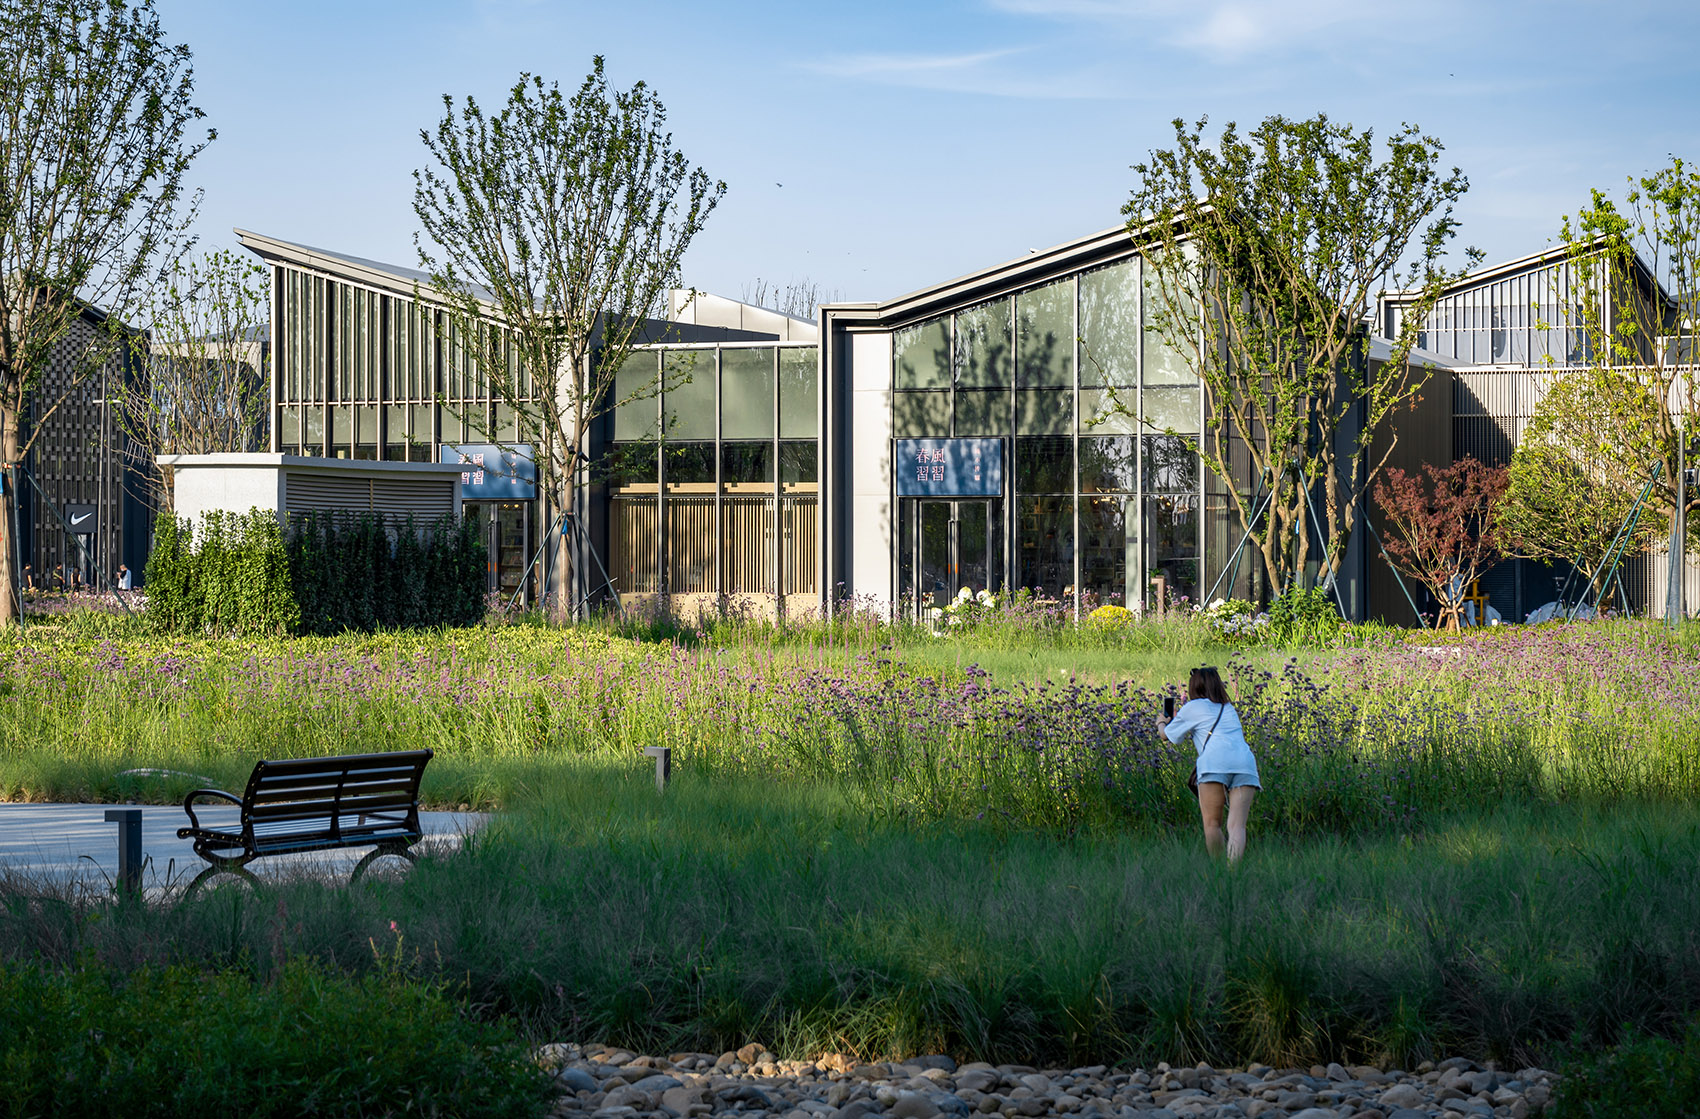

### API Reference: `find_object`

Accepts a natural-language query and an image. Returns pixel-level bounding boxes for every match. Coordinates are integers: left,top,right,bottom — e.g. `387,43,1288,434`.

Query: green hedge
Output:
0,958,551,1117
143,507,487,635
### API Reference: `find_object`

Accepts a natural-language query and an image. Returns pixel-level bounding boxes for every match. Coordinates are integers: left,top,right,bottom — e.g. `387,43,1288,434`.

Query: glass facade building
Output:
1378,246,1665,468
1376,245,1687,621
821,229,1267,621
238,230,819,610
239,224,1472,623
880,258,1205,614
257,242,554,599
602,342,820,610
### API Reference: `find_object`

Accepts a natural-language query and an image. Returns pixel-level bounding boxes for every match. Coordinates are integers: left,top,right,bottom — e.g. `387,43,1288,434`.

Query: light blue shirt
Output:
1163,698,1259,780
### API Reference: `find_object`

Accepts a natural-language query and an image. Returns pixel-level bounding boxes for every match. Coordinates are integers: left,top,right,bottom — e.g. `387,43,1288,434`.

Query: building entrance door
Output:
901,498,1001,617
464,501,533,603
495,502,530,602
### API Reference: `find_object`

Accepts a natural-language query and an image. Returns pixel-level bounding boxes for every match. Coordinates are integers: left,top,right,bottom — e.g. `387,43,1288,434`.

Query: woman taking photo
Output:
1157,666,1260,861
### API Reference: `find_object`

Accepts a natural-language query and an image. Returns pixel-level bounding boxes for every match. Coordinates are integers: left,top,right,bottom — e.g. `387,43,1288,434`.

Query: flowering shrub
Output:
942,587,1006,629
1087,604,1136,626
1199,598,1267,641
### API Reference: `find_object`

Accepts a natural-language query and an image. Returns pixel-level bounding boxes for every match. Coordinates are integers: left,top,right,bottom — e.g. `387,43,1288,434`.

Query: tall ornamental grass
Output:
1,622,1697,838
6,768,1700,1072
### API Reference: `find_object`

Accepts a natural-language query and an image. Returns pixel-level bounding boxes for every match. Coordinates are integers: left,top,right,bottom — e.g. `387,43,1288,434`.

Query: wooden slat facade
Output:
667,497,717,594
609,493,819,600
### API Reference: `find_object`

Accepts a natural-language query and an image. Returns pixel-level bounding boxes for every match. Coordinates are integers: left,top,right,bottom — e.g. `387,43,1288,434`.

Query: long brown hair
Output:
1188,666,1231,704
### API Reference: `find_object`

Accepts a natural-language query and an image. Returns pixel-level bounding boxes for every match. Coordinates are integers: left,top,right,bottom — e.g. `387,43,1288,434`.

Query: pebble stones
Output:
531,1043,1560,1119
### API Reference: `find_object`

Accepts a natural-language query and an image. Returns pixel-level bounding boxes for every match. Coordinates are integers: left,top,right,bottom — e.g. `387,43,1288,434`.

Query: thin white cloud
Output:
987,0,1416,62
806,48,1120,98
811,48,1023,79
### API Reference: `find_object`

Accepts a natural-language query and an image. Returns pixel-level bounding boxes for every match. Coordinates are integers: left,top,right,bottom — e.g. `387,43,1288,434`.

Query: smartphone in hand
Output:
1163,696,1175,719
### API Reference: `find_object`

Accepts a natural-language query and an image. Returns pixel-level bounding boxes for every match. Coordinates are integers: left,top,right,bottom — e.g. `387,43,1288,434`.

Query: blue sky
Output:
158,0,1700,306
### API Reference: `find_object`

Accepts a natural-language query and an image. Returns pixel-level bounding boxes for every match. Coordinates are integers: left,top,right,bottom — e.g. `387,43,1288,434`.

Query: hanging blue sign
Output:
441,443,538,501
895,438,1004,497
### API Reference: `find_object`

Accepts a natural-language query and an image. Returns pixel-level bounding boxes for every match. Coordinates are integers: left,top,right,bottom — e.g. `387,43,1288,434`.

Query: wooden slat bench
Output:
176,749,434,897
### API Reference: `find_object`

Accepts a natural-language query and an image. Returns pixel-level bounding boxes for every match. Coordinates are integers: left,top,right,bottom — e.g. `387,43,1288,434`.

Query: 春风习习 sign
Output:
894,438,1003,498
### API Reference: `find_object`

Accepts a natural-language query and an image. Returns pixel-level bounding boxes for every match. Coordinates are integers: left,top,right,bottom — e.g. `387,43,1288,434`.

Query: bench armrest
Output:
181,788,242,832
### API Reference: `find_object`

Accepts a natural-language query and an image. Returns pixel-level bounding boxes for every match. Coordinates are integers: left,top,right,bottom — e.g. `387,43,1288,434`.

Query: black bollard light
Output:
104,808,143,897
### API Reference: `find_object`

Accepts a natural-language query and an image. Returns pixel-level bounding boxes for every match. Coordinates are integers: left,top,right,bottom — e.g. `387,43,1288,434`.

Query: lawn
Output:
3,607,1700,1097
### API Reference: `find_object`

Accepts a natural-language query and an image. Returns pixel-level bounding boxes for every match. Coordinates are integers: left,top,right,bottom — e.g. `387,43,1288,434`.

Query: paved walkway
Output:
0,803,488,893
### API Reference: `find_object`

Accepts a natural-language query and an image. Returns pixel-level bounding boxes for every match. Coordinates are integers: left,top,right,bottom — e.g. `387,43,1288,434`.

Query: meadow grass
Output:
0,956,551,1117
3,616,1698,842
5,761,1699,1071
5,610,1700,1074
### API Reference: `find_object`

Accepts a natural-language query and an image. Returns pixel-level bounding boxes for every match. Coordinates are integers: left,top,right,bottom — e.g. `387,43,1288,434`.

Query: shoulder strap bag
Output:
1187,703,1227,799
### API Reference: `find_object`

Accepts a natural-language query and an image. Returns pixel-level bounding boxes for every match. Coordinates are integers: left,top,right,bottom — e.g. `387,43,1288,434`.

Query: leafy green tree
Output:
1498,367,1666,604
1124,114,1478,597
1544,158,1700,612
0,0,211,625
121,248,270,511
413,56,723,616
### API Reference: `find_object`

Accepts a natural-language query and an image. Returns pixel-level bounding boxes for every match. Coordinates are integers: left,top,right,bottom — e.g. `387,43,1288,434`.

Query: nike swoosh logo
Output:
69,513,92,526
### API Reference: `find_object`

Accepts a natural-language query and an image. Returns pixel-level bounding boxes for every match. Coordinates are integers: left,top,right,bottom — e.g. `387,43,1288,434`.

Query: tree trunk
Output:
1322,466,1356,589
551,521,572,621
0,408,20,627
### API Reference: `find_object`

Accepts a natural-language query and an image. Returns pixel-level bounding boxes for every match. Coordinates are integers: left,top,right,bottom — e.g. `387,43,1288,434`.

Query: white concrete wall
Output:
162,454,467,533
847,331,894,610
668,290,819,342
169,462,284,530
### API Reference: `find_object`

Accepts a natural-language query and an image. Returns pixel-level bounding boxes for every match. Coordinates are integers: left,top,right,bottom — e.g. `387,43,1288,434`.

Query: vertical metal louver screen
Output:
782,497,818,595
722,499,773,594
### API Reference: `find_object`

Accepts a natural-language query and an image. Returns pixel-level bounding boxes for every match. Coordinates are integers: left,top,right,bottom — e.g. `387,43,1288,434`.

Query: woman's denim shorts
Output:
1197,772,1261,790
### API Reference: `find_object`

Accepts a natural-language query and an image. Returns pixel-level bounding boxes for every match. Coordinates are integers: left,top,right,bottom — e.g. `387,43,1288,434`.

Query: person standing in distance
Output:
1156,666,1260,861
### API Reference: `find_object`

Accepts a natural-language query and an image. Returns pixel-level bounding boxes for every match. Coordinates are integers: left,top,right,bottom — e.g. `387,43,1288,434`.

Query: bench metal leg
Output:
183,863,260,901
349,845,418,885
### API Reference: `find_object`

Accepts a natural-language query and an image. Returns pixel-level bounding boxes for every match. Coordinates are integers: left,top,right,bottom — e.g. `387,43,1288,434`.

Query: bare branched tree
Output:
739,276,842,320
0,0,210,624
120,248,270,511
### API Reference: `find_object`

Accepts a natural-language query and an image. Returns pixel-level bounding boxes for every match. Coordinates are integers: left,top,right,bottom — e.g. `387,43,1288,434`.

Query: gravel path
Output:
536,1043,1557,1119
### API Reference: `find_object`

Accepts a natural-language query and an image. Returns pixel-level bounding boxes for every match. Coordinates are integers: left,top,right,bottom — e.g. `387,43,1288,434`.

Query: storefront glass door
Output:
495,502,530,600
900,498,1001,617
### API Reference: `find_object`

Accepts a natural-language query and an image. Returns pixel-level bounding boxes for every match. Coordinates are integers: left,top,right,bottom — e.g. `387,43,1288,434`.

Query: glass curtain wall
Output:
892,255,1209,616
606,343,818,604
276,265,539,462
1411,260,1600,369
